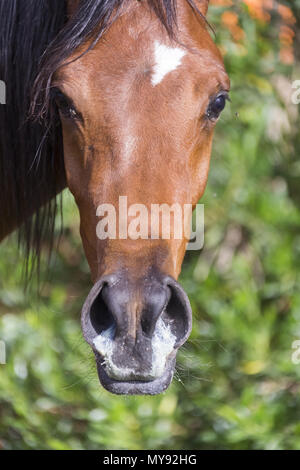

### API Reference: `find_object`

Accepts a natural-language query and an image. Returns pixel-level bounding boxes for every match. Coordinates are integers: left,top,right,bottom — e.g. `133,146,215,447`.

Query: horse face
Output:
54,0,229,394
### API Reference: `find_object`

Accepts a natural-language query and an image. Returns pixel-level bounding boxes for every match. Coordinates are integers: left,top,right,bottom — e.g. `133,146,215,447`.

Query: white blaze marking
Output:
151,41,186,86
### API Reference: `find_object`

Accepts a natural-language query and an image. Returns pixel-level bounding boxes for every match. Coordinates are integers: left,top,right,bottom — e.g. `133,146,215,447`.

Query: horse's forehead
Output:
63,2,221,81
65,38,220,91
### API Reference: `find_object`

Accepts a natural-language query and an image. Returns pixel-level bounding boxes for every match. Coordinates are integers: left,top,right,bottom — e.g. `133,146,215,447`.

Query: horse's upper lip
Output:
94,350,176,396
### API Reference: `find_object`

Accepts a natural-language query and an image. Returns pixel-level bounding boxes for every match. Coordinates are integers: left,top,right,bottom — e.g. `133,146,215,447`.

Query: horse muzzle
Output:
81,272,192,395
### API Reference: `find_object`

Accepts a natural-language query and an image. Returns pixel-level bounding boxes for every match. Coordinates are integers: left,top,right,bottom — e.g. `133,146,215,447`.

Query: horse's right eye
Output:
52,88,80,120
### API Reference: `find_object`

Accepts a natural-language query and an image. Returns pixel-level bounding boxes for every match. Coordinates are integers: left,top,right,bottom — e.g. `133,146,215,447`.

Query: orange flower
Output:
221,11,239,26
279,25,295,47
278,4,296,25
279,47,294,65
221,11,245,42
243,0,270,22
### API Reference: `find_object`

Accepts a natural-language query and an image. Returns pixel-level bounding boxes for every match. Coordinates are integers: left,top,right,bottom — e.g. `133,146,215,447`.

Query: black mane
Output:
0,0,202,276
0,0,67,275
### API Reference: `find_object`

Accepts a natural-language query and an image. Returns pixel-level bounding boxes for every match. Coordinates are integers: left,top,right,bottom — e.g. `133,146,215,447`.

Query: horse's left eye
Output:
206,93,228,120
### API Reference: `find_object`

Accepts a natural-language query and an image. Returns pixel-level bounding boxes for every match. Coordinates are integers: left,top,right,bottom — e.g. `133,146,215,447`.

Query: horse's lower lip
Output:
94,351,176,396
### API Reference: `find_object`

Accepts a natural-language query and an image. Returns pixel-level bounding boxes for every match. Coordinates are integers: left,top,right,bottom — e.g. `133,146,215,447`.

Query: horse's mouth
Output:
94,350,177,395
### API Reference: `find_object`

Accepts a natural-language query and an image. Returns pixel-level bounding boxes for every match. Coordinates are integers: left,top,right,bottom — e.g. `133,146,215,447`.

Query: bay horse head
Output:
1,0,229,395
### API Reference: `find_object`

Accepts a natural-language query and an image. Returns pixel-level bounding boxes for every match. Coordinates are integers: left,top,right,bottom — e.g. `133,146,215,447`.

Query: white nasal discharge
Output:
93,316,176,379
93,325,136,380
93,324,115,358
151,316,176,377
151,41,186,86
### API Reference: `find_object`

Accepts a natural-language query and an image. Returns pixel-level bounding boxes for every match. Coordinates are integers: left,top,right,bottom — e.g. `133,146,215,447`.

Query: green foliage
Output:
0,2,300,450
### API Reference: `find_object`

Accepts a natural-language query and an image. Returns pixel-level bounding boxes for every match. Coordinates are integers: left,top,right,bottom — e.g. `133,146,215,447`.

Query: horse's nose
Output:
99,276,169,340
81,273,192,388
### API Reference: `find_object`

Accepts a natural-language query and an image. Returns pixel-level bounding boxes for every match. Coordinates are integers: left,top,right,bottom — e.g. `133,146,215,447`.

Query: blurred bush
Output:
0,0,300,450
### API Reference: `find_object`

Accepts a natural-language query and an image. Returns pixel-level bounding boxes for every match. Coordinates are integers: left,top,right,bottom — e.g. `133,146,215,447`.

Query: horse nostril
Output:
90,285,116,337
160,278,192,349
139,277,192,347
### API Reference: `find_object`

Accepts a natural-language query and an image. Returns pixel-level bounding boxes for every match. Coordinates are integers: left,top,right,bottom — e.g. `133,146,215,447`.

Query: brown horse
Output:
0,0,229,394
